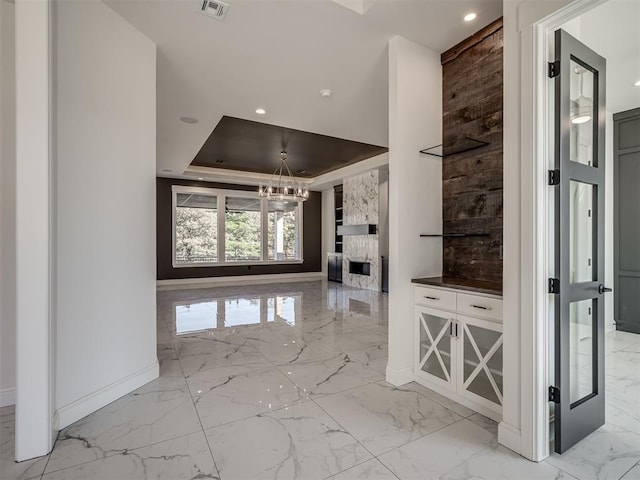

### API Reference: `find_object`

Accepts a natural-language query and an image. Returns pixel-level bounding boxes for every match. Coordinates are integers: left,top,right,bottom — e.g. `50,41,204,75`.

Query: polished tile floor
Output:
1,280,639,479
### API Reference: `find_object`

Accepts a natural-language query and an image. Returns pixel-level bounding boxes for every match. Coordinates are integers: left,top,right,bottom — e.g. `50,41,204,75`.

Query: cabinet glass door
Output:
459,316,503,408
417,308,454,385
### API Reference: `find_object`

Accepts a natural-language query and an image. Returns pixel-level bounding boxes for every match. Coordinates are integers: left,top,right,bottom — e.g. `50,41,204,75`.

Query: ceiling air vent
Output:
201,0,229,21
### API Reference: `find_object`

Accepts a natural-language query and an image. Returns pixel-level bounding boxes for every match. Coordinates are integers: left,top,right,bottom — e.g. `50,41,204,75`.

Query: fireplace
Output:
348,260,371,276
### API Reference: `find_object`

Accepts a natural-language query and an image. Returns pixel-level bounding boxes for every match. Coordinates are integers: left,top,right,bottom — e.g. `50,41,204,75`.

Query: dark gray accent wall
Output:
156,178,322,280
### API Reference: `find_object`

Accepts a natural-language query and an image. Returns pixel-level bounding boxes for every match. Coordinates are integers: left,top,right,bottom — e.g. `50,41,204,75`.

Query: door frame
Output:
520,0,609,462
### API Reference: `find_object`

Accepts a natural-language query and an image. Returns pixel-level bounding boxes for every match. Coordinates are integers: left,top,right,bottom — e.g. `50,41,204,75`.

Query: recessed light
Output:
320,89,333,98
256,108,266,115
464,12,477,22
180,116,199,124
634,80,640,87
197,177,204,181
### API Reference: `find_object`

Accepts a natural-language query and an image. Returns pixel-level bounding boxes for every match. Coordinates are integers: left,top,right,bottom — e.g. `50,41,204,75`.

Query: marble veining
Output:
205,401,372,480
2,281,638,480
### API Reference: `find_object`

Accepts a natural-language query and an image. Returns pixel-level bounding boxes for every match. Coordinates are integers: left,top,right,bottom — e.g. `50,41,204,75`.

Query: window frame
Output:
172,185,304,268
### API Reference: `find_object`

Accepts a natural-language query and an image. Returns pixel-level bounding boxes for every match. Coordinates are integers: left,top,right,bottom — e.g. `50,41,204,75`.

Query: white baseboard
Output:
0,387,16,407
385,366,414,386
55,362,159,430
498,421,522,455
157,272,324,289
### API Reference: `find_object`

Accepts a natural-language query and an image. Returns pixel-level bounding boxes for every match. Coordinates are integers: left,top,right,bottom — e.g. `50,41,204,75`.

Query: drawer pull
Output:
470,304,491,311
424,295,440,301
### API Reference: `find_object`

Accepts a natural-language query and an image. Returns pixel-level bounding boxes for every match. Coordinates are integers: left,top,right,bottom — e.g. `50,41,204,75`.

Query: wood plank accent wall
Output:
441,18,503,285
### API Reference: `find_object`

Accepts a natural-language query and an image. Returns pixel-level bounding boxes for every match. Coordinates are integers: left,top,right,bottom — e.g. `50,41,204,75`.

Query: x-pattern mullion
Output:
462,324,503,404
418,314,451,382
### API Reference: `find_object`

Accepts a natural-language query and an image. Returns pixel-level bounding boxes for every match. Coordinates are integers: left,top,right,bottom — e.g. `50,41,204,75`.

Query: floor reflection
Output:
174,293,302,334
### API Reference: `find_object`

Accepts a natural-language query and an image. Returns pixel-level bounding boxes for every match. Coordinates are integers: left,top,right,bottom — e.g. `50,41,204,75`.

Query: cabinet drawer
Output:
457,293,502,321
414,286,456,311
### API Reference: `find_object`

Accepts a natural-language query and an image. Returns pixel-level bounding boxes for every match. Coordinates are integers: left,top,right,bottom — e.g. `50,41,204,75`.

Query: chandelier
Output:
258,151,309,202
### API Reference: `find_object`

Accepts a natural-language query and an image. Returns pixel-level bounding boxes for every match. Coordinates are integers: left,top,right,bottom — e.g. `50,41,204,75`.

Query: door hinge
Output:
548,61,560,78
549,386,560,403
549,278,560,294
548,169,560,185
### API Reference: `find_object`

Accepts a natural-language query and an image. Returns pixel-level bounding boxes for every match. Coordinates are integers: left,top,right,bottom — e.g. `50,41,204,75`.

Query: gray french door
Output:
552,29,608,454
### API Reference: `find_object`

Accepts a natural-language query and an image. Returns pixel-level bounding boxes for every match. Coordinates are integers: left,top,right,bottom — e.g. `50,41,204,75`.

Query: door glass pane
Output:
267,201,300,261
225,197,262,262
569,59,596,167
570,181,594,283
570,299,595,405
175,193,217,264
419,313,450,381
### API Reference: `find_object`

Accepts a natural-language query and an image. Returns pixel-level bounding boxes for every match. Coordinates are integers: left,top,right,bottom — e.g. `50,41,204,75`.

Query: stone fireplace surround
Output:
342,170,380,291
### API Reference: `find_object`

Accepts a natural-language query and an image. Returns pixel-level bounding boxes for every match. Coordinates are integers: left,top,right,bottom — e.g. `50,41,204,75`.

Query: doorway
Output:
614,108,640,335
545,0,640,463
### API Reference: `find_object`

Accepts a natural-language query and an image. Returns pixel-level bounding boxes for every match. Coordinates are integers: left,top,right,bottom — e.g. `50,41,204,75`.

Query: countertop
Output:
411,276,502,296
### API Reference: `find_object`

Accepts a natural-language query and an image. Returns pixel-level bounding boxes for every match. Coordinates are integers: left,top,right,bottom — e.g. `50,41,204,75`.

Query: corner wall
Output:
54,0,158,428
0,0,16,408
387,36,442,385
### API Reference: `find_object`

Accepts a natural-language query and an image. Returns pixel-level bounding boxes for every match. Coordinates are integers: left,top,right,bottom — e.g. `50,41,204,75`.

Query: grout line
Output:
311,398,380,470
617,460,639,480
174,350,222,480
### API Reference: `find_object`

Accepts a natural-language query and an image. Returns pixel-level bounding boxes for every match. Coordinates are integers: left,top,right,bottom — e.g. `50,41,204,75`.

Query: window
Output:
267,200,299,261
174,192,218,265
225,197,262,262
172,186,303,267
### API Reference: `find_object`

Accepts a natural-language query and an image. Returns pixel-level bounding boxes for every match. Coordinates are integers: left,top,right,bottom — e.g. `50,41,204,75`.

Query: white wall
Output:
0,0,16,408
54,0,158,428
386,36,442,386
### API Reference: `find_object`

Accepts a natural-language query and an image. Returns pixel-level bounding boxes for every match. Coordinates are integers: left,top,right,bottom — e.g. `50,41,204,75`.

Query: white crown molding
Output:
160,152,389,191
179,165,313,187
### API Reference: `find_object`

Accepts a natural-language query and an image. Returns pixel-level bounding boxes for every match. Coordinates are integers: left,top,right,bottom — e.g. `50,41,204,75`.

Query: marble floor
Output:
1,280,639,480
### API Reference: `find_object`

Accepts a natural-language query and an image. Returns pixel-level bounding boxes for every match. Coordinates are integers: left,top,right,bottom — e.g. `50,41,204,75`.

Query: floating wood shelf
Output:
419,137,489,157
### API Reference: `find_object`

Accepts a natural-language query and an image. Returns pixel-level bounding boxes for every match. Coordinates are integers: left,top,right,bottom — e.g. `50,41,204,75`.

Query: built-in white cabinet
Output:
414,285,503,421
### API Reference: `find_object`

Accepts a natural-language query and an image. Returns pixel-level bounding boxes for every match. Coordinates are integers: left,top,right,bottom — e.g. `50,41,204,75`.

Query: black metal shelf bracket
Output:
419,137,489,157
420,233,491,238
